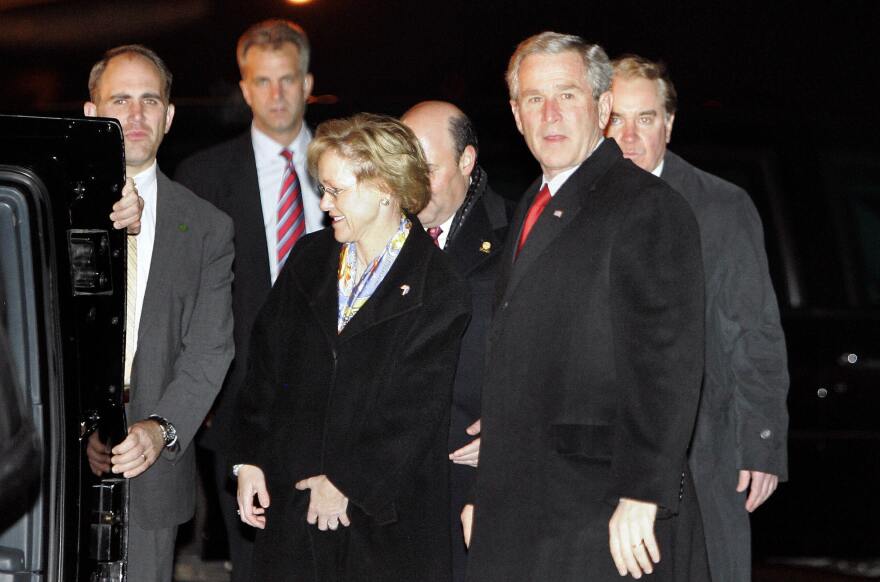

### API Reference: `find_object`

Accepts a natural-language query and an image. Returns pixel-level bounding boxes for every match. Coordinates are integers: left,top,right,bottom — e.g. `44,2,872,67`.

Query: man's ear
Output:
458,144,477,177
164,103,175,135
303,73,314,101
83,102,97,118
239,79,253,108
510,100,524,135
597,91,613,130
665,112,676,144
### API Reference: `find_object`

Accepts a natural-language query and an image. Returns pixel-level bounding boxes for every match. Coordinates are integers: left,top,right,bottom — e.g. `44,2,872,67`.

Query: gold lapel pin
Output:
480,241,492,254
400,284,410,296
553,210,564,218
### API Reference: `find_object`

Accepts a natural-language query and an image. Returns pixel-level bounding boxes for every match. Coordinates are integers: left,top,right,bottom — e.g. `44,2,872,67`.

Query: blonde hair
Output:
308,113,431,215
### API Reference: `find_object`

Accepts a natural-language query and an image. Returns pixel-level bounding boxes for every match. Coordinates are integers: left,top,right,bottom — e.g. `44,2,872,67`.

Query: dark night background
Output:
1,0,877,196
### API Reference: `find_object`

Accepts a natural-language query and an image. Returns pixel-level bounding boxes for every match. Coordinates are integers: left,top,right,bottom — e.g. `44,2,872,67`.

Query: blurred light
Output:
286,0,313,4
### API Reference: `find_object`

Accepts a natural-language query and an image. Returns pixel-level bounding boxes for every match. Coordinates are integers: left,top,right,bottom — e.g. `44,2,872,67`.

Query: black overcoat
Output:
442,178,512,582
233,224,471,582
466,141,707,581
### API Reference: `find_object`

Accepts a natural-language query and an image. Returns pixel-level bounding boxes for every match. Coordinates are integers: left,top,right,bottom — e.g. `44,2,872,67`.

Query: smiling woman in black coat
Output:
232,113,471,582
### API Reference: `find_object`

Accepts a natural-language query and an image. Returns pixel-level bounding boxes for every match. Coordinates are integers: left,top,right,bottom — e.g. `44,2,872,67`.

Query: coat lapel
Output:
502,140,622,303
335,221,432,343
298,232,343,348
446,194,505,277
138,170,183,342
226,134,272,290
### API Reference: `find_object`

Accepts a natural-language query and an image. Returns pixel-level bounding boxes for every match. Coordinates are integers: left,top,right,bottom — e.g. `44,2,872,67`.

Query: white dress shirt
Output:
543,137,605,196
251,124,324,283
131,161,159,351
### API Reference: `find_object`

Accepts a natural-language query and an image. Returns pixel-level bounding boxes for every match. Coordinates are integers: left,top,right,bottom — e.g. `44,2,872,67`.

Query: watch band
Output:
148,415,178,449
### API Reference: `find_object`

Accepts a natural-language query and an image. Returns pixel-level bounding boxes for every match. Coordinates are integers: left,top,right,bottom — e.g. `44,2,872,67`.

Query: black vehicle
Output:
0,114,129,582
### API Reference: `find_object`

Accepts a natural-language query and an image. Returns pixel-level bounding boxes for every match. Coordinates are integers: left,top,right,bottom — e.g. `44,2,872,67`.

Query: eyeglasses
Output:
317,183,351,198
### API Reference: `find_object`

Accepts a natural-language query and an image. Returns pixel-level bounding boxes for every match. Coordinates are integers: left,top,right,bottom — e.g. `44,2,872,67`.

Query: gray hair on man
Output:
506,31,612,101
236,19,311,75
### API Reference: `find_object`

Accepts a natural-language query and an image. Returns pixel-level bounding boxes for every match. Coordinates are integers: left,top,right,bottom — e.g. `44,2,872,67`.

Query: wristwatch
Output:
148,415,178,449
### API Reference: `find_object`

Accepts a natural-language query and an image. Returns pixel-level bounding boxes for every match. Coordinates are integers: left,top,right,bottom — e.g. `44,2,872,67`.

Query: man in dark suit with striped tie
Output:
175,19,324,582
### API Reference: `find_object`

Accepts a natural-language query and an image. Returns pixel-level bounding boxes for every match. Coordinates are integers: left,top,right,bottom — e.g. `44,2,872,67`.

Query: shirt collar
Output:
652,158,665,178
542,137,605,196
251,123,312,164
132,160,158,194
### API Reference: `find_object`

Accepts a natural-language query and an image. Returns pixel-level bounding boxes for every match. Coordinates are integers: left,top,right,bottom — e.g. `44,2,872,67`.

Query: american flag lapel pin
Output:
400,284,410,296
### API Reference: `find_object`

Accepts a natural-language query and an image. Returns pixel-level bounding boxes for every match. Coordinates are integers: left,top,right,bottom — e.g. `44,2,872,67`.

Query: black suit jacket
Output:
662,150,789,582
233,225,471,582
175,132,272,452
467,140,705,581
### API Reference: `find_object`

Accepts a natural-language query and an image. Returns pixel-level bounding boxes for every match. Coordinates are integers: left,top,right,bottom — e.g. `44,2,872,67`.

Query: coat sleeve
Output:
719,193,789,479
607,185,705,515
323,282,471,522
152,209,234,458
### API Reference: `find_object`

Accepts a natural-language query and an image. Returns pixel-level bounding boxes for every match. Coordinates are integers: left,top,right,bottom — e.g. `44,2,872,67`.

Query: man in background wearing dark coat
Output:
463,32,708,581
401,100,512,582
607,54,789,582
175,19,324,582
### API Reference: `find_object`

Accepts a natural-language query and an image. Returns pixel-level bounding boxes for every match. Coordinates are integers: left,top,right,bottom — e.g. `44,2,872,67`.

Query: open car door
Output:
0,114,130,581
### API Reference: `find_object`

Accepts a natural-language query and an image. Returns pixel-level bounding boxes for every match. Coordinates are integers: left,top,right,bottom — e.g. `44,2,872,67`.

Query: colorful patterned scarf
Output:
337,217,411,332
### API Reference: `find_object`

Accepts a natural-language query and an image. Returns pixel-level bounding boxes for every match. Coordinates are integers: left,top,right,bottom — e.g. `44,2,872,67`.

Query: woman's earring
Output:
380,198,390,206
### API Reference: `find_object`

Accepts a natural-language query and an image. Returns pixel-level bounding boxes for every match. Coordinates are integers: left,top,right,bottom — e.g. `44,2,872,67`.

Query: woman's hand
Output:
295,474,351,531
237,465,270,529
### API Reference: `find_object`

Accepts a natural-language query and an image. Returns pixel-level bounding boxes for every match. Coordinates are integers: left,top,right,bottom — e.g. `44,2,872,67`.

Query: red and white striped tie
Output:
277,149,305,269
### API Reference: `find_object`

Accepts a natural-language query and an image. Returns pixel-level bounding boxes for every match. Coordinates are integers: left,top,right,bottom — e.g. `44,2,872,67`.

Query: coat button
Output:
760,429,772,440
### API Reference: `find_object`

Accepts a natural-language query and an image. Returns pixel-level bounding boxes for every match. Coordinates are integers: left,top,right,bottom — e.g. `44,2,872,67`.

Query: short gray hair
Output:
506,32,612,101
237,19,310,76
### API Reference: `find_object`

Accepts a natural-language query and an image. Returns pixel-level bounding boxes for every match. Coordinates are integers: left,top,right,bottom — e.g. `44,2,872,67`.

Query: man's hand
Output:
737,470,779,512
461,503,475,548
295,475,350,531
608,498,660,579
85,432,112,476
449,418,481,467
237,465,270,529
110,177,144,233
109,419,164,478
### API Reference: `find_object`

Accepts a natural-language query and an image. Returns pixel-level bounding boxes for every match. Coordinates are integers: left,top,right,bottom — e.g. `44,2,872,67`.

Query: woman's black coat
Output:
233,224,471,582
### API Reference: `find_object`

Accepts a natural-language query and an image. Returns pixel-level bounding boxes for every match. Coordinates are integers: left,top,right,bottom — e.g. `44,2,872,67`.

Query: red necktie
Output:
516,184,551,257
277,149,305,269
427,226,443,247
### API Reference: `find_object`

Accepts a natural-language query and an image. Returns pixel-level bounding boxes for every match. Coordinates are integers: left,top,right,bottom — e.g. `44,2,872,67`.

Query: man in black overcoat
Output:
401,100,512,582
175,20,324,581
608,55,789,582
463,32,709,581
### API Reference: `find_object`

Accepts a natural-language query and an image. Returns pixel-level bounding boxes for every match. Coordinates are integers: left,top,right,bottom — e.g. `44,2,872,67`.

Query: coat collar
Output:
294,216,435,347
446,187,508,277
500,139,623,302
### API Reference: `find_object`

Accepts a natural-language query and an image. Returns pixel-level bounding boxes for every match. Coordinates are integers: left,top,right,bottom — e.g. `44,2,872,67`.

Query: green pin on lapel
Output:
178,223,188,232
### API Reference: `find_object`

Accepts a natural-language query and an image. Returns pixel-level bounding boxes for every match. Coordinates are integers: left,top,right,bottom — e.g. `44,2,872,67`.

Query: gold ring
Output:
142,453,147,461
